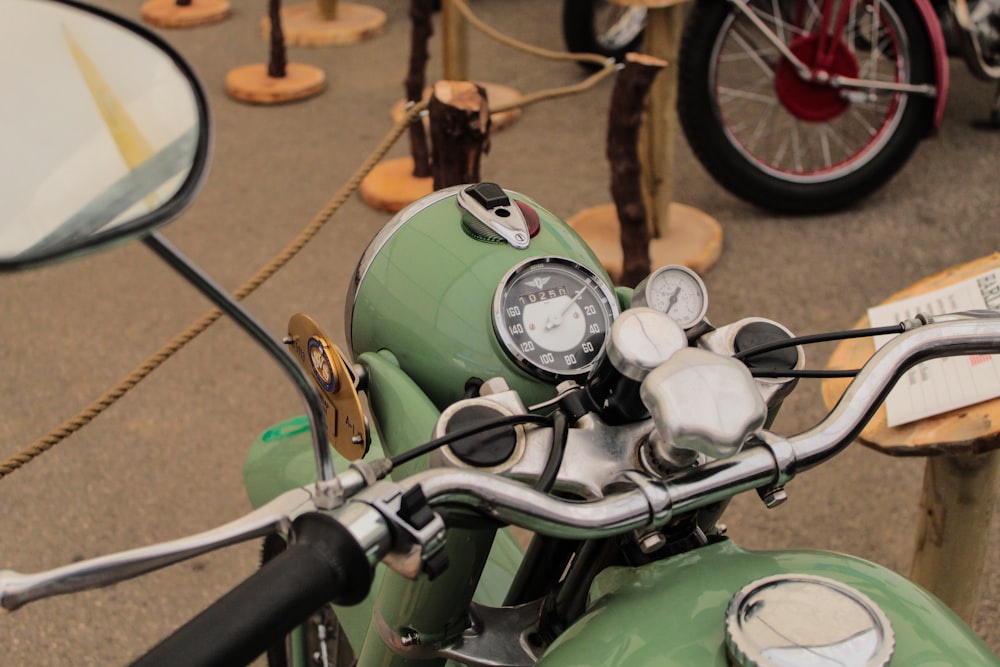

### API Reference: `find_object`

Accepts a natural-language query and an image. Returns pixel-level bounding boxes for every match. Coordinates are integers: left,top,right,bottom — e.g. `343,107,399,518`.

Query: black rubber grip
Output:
131,513,372,667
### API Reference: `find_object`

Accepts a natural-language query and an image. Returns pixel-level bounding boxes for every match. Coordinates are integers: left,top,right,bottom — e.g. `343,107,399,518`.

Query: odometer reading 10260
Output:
493,257,619,380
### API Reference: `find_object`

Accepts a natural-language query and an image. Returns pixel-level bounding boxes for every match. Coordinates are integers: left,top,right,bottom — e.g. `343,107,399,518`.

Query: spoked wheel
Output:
678,0,936,213
562,0,647,68
262,534,357,667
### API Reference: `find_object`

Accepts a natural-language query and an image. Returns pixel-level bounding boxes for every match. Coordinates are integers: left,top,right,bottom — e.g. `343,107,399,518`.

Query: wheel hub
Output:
774,35,860,122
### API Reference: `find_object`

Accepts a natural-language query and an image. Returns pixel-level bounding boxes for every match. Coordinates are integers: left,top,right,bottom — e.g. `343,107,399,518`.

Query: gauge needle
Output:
664,286,681,314
546,287,586,330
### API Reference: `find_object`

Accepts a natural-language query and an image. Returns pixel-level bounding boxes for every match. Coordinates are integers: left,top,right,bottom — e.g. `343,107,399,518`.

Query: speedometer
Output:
493,257,619,380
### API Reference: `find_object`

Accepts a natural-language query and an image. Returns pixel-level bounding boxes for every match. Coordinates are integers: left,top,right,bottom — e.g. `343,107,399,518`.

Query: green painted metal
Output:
357,527,500,667
244,412,524,665
358,349,440,473
244,353,996,666
536,539,1000,666
243,414,317,509
349,190,614,411
613,286,633,312
252,188,994,666
243,350,525,666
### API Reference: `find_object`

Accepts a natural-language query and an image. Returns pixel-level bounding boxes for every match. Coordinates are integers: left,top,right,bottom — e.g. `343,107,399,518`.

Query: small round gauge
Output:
493,257,620,380
632,265,708,329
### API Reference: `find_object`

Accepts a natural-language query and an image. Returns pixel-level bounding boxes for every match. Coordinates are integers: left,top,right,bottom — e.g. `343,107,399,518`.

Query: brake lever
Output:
0,486,316,612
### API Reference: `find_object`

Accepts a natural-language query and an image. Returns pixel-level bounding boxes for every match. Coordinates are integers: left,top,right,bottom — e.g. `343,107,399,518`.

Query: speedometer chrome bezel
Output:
492,256,620,381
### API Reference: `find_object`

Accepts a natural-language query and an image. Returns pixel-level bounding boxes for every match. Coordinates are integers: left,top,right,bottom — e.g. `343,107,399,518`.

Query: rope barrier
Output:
449,0,611,68
0,104,423,478
2,2,620,478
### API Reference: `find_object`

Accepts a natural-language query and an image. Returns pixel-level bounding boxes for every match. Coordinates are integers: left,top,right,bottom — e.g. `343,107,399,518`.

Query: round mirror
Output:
0,0,210,269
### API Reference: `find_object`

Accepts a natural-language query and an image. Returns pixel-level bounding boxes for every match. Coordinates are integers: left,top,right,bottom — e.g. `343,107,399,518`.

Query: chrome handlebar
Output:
791,315,1000,470
4,314,999,612
409,315,1000,535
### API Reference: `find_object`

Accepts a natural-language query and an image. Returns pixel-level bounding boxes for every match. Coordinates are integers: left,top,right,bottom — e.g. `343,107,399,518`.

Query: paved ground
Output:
1,0,999,664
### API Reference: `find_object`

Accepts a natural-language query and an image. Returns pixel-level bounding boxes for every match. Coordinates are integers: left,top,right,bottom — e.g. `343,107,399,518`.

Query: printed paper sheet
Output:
866,269,1000,427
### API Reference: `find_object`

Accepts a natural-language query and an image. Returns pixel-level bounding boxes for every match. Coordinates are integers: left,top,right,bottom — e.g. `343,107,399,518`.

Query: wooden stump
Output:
226,0,325,105
391,83,522,133
260,2,386,47
909,451,1000,623
821,253,1000,624
359,157,434,213
141,0,230,28
568,203,722,282
429,81,491,190
225,63,325,104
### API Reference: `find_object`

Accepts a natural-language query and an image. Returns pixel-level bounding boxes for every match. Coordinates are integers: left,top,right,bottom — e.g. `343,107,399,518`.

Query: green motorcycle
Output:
1,2,998,666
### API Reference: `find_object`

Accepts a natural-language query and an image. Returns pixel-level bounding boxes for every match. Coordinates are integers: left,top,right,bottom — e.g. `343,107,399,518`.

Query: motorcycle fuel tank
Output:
536,539,999,666
346,184,622,410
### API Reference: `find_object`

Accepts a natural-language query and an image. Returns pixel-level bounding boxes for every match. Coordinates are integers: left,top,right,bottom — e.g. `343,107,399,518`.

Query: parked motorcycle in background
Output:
562,0,647,59
563,0,1000,213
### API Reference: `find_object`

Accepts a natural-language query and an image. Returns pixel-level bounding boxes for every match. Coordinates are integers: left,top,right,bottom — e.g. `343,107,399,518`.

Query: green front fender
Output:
537,539,999,666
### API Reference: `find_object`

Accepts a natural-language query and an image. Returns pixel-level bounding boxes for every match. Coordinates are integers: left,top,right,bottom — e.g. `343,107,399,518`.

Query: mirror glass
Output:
0,0,209,268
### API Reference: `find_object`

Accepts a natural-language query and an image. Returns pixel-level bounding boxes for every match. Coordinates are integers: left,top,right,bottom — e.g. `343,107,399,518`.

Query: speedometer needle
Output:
545,287,587,330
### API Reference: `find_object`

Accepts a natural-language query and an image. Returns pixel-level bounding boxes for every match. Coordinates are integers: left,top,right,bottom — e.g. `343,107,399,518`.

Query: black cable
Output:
750,368,860,378
389,413,552,468
733,324,905,362
534,409,568,493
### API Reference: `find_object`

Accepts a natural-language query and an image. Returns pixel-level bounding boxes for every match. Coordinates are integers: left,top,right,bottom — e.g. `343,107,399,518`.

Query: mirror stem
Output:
143,232,342,508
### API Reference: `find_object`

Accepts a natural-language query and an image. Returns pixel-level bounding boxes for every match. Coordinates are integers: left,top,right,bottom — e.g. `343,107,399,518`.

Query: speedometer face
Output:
493,257,619,380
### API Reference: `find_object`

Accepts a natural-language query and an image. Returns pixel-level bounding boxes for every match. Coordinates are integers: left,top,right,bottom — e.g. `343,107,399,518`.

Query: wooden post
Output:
569,0,722,278
406,0,435,178
821,254,1000,626
909,450,1000,624
441,0,469,81
357,0,438,212
639,5,685,235
429,81,491,189
316,0,337,21
267,0,288,78
607,53,667,287
225,0,325,105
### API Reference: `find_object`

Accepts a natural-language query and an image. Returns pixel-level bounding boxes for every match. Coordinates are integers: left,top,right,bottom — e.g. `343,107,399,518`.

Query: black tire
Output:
562,0,647,69
677,0,936,213
262,535,357,667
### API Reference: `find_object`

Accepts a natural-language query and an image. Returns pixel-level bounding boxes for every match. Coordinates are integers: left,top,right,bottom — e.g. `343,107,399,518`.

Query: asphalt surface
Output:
1,0,999,664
